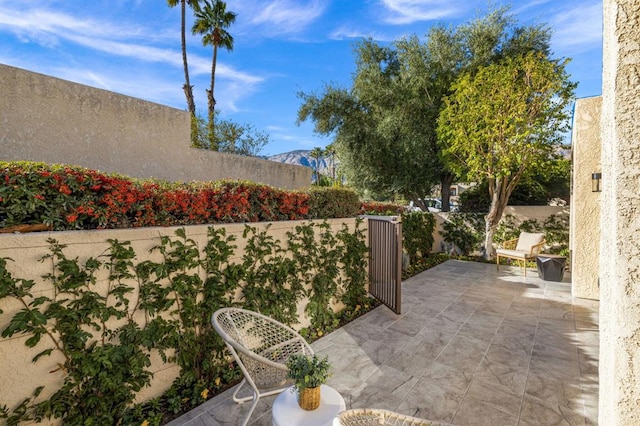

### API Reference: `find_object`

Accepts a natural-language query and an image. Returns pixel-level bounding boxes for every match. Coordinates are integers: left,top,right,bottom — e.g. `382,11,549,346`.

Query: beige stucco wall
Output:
599,0,640,423
570,97,602,300
0,63,311,189
432,206,569,254
0,218,359,415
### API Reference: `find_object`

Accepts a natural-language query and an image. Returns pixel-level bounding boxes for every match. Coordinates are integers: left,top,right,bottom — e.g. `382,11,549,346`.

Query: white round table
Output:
272,385,346,426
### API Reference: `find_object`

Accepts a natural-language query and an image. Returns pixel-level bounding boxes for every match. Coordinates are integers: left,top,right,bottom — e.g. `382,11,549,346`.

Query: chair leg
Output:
496,255,500,271
523,259,527,277
240,395,259,426
232,378,254,403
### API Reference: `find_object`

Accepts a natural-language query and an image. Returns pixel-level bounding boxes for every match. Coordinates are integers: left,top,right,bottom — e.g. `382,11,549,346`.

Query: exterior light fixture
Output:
592,172,602,192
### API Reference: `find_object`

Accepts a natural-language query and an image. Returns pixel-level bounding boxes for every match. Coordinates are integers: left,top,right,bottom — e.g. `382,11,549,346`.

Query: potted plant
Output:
286,354,332,410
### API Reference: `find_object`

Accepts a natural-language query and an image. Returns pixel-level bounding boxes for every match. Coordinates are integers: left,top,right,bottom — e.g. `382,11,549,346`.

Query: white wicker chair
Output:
212,308,314,426
334,408,449,426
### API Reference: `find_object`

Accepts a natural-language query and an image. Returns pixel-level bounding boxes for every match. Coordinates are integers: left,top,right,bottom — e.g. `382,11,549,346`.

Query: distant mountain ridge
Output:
267,150,331,175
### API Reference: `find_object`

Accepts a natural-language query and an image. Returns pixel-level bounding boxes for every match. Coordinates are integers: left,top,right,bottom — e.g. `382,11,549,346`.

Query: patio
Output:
168,259,599,425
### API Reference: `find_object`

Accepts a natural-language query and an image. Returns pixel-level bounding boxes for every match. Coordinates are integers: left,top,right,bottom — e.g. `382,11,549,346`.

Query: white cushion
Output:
515,232,545,251
496,248,532,259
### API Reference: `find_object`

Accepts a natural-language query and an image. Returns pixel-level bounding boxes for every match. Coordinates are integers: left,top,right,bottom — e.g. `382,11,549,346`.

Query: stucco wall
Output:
599,0,640,424
0,218,359,415
0,63,311,189
570,97,602,300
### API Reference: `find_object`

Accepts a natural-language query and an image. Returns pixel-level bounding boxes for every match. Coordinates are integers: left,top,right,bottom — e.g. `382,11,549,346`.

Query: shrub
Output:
359,201,404,216
401,211,436,264
306,187,360,219
440,213,485,256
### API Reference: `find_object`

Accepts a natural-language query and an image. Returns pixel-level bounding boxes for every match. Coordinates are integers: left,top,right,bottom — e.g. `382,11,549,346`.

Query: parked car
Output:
407,198,458,213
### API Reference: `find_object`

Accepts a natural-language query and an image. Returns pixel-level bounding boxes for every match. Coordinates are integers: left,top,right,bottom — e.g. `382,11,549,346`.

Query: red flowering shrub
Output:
0,162,359,231
359,201,404,216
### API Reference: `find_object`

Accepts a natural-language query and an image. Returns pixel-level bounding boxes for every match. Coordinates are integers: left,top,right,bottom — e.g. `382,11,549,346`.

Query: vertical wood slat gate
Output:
367,216,403,314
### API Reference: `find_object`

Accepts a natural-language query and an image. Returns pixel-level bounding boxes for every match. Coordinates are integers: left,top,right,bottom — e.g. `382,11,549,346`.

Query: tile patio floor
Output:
168,260,599,425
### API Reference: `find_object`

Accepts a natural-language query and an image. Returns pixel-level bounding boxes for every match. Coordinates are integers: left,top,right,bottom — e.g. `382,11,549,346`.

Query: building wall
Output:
0,218,360,413
0,64,311,189
599,0,640,423
570,97,602,300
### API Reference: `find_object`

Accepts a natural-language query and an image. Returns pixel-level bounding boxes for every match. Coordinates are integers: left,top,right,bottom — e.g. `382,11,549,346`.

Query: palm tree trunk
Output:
181,0,196,115
207,45,218,150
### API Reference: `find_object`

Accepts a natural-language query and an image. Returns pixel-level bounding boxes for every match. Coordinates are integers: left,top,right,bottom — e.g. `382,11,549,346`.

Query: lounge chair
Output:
496,232,545,277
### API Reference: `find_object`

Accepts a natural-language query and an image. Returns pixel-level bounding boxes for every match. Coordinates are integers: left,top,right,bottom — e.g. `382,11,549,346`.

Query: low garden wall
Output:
0,217,364,420
432,206,570,255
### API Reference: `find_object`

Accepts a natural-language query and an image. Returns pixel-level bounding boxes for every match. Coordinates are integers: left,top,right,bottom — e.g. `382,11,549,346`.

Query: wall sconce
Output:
592,172,602,192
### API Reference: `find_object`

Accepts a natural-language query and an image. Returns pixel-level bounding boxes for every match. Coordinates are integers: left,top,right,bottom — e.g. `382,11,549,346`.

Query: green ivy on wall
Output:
0,220,369,425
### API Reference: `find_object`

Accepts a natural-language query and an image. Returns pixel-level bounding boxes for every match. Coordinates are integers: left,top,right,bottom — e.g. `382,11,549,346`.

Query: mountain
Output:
267,150,332,176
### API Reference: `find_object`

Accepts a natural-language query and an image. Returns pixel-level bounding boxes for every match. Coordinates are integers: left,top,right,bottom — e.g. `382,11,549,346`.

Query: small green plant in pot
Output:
286,354,332,410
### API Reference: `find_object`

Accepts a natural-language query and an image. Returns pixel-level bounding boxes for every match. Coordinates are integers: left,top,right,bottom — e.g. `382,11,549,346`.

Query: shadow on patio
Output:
168,259,599,425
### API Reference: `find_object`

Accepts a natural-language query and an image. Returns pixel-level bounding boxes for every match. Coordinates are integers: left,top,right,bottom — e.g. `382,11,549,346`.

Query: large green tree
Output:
167,0,200,116
298,7,553,211
192,0,236,149
437,52,576,258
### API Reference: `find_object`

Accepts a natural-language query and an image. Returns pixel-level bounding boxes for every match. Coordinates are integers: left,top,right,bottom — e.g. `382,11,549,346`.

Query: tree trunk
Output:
483,177,510,260
440,173,455,212
208,45,218,150
180,0,196,115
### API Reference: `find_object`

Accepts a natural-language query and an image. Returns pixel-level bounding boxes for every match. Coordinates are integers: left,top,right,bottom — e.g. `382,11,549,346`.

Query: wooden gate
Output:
367,216,402,314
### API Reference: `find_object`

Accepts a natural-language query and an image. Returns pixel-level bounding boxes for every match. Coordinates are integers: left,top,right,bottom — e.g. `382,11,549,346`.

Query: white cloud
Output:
226,0,326,36
329,26,391,42
379,0,463,24
0,3,265,105
550,2,602,53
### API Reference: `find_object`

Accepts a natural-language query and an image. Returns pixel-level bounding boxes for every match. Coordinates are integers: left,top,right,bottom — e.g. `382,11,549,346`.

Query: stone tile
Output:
473,358,529,396
388,310,431,336
383,348,437,378
463,378,523,417
518,394,586,426
457,311,502,336
401,329,455,362
496,318,537,339
420,361,474,395
435,336,488,374
429,312,466,334
452,393,519,426
359,334,406,365
169,260,598,426
395,383,464,424
349,365,419,411
524,371,583,409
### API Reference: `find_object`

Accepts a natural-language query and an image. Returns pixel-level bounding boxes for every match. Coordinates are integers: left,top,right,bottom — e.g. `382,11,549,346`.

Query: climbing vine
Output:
0,220,368,425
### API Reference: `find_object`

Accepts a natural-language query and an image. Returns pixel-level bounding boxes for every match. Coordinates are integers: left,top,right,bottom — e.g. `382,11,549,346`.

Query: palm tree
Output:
167,0,200,116
324,143,336,183
310,147,323,184
192,0,236,150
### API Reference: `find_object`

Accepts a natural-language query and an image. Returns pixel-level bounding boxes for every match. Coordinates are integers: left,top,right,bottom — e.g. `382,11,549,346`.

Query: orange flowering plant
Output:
0,162,361,232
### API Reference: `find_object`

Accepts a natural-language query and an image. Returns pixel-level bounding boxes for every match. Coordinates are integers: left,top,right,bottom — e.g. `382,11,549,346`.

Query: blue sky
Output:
0,0,602,156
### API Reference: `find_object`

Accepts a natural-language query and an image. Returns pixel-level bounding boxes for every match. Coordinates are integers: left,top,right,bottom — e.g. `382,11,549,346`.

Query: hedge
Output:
0,162,367,231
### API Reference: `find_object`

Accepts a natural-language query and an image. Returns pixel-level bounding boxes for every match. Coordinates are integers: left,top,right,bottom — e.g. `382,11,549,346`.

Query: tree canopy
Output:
297,7,556,211
437,52,576,257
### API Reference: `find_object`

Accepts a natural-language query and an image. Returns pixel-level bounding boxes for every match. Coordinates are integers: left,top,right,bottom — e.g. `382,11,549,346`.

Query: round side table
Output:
272,385,346,426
